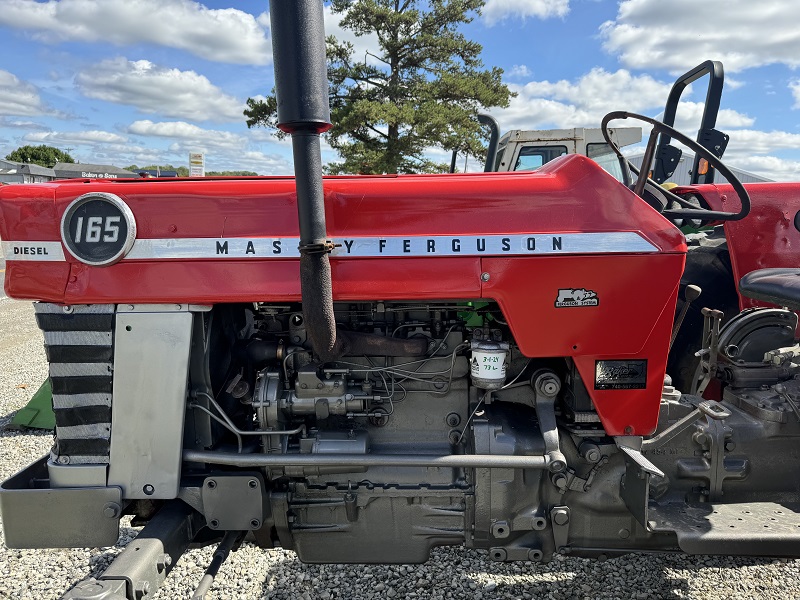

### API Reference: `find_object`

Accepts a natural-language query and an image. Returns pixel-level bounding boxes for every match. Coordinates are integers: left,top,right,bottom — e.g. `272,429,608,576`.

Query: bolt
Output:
207,479,217,489
57,455,70,465
102,503,120,519
134,581,150,599
156,553,172,572
624,426,634,435
552,508,569,526
480,272,490,282
250,519,261,529
143,484,155,496
248,479,259,489
445,412,461,427
725,441,736,452
62,305,74,314
536,374,561,396
209,519,220,529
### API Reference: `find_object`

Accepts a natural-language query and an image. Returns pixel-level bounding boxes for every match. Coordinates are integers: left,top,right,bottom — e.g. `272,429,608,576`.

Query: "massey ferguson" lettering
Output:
6,232,658,262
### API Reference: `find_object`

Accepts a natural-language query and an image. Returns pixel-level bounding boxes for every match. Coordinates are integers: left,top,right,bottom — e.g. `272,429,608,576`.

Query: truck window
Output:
586,142,626,184
514,145,568,171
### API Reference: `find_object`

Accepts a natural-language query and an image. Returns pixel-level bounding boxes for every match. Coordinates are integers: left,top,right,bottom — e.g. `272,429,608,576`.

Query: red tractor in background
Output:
3,2,800,599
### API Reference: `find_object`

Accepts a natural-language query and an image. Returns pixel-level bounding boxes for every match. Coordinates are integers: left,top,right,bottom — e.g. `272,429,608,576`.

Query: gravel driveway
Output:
1,298,799,599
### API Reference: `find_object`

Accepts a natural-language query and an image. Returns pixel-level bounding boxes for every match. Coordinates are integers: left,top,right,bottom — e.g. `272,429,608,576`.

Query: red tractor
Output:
2,2,800,599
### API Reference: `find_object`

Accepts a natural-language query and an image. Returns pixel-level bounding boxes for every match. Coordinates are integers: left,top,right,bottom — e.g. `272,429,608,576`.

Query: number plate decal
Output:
60,193,136,266
594,360,648,390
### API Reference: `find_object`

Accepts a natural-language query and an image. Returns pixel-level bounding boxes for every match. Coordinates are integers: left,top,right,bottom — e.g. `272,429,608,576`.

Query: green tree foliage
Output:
244,0,512,174
6,145,75,168
125,164,190,176
206,170,259,176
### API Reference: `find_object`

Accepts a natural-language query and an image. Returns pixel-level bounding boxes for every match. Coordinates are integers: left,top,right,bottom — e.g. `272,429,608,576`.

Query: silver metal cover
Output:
60,192,136,266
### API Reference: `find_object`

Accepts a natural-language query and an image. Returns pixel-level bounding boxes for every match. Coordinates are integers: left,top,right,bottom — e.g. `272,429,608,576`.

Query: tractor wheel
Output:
667,228,739,393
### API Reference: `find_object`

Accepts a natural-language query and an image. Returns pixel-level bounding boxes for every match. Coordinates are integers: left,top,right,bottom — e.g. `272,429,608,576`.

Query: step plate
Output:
650,502,800,556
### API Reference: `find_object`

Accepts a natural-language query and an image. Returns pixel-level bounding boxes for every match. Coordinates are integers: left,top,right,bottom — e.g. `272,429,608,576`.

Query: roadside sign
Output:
189,152,205,177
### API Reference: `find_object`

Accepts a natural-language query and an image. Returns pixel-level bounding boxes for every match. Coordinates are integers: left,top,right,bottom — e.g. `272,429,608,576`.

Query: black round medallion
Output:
60,193,136,266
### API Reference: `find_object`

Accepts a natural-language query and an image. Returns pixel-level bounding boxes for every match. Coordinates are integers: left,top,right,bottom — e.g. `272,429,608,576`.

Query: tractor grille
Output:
34,303,114,464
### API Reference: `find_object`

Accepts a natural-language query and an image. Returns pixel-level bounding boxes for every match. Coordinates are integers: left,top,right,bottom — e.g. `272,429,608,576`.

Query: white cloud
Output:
0,117,50,131
0,70,54,117
722,129,800,157
76,58,244,122
483,0,569,26
126,119,293,173
507,65,532,79
496,68,673,131
0,0,271,65
23,130,129,145
790,80,800,109
128,119,246,153
493,68,755,141
669,102,754,131
601,0,800,73
724,155,800,182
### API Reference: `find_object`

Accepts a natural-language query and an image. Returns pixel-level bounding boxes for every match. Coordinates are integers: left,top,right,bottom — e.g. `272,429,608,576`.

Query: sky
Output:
2,0,800,180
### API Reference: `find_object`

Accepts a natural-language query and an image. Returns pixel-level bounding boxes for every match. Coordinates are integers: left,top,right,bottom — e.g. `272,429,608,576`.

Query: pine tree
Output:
245,0,512,174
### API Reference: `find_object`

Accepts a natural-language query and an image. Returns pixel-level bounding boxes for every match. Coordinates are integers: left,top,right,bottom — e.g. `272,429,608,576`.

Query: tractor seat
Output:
739,268,800,311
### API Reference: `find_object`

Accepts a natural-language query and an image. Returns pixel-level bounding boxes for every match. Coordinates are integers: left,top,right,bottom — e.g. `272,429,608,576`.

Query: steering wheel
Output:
601,111,750,222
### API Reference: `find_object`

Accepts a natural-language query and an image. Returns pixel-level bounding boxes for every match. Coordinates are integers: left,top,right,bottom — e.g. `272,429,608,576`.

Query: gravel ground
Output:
2,298,800,599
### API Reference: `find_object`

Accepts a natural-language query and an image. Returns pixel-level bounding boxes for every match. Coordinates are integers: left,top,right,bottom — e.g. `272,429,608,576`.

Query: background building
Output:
53,163,137,180
628,152,770,185
0,159,56,184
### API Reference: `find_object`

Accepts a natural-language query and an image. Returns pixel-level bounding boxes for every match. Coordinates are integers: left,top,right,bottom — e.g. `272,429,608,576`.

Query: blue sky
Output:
1,0,800,179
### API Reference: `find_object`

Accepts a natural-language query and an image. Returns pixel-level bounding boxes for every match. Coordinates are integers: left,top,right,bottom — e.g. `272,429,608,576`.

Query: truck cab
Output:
492,126,642,185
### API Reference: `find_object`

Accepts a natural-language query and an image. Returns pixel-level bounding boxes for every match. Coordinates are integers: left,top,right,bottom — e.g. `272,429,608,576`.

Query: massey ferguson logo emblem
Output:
555,288,599,307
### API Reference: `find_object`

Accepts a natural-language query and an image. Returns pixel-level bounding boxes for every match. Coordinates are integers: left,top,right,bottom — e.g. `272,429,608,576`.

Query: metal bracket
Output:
642,397,730,451
533,371,567,472
550,505,570,553
64,501,202,600
696,308,724,395
615,436,665,478
620,455,651,529
202,473,265,531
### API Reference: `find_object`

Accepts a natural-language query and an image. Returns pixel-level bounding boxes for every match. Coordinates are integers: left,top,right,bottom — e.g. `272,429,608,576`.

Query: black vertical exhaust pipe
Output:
270,0,426,361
